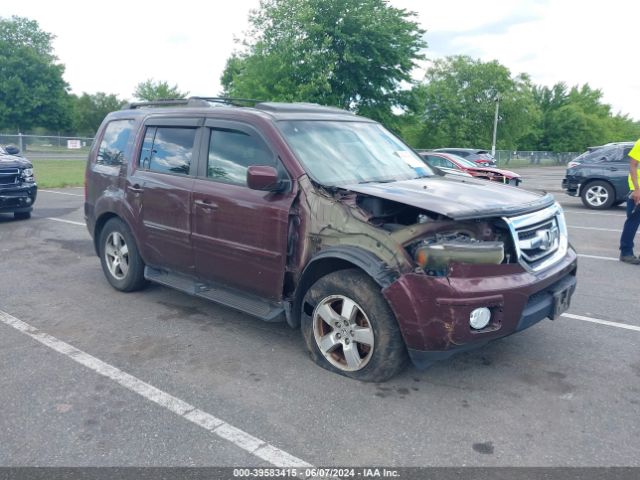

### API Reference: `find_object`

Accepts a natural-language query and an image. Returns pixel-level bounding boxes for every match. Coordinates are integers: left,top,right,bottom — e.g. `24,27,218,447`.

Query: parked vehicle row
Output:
84,98,577,381
431,148,497,167
418,150,521,186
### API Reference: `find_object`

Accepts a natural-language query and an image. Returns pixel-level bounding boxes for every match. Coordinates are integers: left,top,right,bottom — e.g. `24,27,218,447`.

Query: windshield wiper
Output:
357,179,397,184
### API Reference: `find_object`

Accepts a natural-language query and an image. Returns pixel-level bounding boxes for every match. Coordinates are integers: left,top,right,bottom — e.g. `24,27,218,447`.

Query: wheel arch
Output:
579,177,617,197
579,177,620,208
93,212,143,259
93,212,119,256
289,246,399,328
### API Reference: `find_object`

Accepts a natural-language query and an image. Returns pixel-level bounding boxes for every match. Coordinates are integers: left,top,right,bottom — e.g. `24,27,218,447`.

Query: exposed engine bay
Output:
354,194,514,276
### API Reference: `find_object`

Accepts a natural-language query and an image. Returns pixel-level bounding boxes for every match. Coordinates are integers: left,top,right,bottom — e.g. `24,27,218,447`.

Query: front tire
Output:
301,269,408,382
99,218,147,292
581,180,615,209
13,211,31,220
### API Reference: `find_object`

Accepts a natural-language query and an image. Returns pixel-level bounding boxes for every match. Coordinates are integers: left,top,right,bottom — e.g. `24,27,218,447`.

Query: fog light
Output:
470,307,491,330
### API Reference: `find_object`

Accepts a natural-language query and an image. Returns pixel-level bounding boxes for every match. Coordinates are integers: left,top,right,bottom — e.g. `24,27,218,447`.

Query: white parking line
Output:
562,313,640,332
39,189,84,197
568,225,620,232
0,310,311,469
577,254,618,261
46,217,85,227
563,210,626,217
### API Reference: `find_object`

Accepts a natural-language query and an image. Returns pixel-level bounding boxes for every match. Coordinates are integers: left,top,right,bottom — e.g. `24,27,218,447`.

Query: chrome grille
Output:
0,168,20,185
502,204,568,272
516,219,560,264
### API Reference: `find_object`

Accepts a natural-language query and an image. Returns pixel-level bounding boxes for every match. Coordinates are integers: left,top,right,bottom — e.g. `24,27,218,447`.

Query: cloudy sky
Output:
7,0,640,120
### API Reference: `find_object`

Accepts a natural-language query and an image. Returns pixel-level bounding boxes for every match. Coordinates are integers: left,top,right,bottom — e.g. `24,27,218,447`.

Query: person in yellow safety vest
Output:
619,138,640,264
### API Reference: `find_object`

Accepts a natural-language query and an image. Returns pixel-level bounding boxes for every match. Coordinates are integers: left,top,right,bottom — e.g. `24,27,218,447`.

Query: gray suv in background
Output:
562,142,634,209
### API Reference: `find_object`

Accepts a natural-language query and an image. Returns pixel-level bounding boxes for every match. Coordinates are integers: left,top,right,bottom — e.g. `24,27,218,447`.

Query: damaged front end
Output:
292,175,577,368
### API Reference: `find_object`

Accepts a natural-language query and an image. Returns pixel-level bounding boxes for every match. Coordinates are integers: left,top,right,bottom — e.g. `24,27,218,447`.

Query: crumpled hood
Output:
342,176,555,220
468,166,520,178
0,153,32,169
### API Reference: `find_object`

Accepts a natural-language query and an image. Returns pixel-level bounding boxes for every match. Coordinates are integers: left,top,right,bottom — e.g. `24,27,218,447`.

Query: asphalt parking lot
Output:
1,167,639,468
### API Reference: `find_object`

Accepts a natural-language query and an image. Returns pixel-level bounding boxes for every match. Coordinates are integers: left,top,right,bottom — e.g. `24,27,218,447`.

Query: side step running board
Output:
144,267,285,322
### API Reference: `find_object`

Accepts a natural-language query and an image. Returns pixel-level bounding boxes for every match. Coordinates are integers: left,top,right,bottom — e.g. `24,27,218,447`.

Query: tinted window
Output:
451,150,470,157
140,127,195,175
438,158,455,168
575,146,617,164
97,120,134,166
207,128,274,186
424,155,444,167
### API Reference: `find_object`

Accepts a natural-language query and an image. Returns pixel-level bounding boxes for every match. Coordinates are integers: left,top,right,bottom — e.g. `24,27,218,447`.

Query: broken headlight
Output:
21,168,35,182
413,232,504,275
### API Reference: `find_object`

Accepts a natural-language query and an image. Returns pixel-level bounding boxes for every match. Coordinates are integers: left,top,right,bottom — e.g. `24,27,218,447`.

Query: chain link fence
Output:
0,133,93,158
494,150,579,167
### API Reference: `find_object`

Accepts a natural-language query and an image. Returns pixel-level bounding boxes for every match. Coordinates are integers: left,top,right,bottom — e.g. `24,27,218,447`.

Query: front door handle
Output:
194,199,218,211
128,184,143,194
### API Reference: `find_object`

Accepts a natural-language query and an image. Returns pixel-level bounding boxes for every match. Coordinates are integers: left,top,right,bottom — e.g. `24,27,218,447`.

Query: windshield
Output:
447,153,479,168
278,120,432,186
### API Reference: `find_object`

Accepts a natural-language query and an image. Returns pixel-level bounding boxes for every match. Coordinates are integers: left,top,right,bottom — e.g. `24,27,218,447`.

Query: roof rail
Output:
123,97,263,110
123,98,203,110
254,102,353,114
189,97,263,106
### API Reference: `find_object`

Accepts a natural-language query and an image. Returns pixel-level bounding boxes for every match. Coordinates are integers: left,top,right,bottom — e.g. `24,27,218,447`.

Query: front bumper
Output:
562,177,579,196
382,247,578,368
0,184,37,213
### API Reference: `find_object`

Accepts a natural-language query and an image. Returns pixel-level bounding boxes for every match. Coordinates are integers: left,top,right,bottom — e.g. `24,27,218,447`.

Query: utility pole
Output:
491,93,500,157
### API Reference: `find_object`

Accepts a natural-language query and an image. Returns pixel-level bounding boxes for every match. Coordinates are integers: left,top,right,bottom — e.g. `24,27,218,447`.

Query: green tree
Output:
402,56,540,150
221,0,426,125
71,92,126,136
532,83,639,151
133,79,189,101
0,16,71,132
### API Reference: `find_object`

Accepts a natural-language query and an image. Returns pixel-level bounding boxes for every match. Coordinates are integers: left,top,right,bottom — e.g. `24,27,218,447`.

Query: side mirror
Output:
247,165,282,192
5,145,20,155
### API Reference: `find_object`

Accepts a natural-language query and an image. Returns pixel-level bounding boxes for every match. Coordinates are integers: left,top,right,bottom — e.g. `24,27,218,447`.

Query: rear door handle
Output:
128,184,143,194
194,199,218,210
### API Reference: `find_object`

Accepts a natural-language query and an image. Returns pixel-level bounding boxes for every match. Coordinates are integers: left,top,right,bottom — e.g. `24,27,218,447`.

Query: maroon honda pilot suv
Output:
85,98,577,381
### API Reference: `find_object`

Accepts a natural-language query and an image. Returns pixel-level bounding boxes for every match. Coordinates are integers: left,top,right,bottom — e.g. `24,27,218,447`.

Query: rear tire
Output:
301,269,408,382
580,180,615,209
99,218,147,292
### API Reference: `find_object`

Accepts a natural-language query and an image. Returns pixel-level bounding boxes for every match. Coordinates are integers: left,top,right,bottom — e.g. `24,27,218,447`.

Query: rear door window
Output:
139,127,196,176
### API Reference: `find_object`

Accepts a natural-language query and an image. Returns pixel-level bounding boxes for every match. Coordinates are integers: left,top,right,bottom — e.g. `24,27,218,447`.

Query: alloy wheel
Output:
585,185,609,207
104,231,130,280
312,295,375,372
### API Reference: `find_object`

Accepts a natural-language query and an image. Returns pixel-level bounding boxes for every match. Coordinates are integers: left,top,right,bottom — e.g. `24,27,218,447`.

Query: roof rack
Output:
254,102,353,115
123,97,263,110
190,97,262,107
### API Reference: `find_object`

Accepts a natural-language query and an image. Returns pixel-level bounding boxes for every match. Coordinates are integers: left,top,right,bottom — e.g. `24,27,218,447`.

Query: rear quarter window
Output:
97,120,134,167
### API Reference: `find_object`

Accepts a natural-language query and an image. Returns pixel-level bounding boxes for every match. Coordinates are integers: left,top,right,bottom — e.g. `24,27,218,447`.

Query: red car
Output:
419,151,522,186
